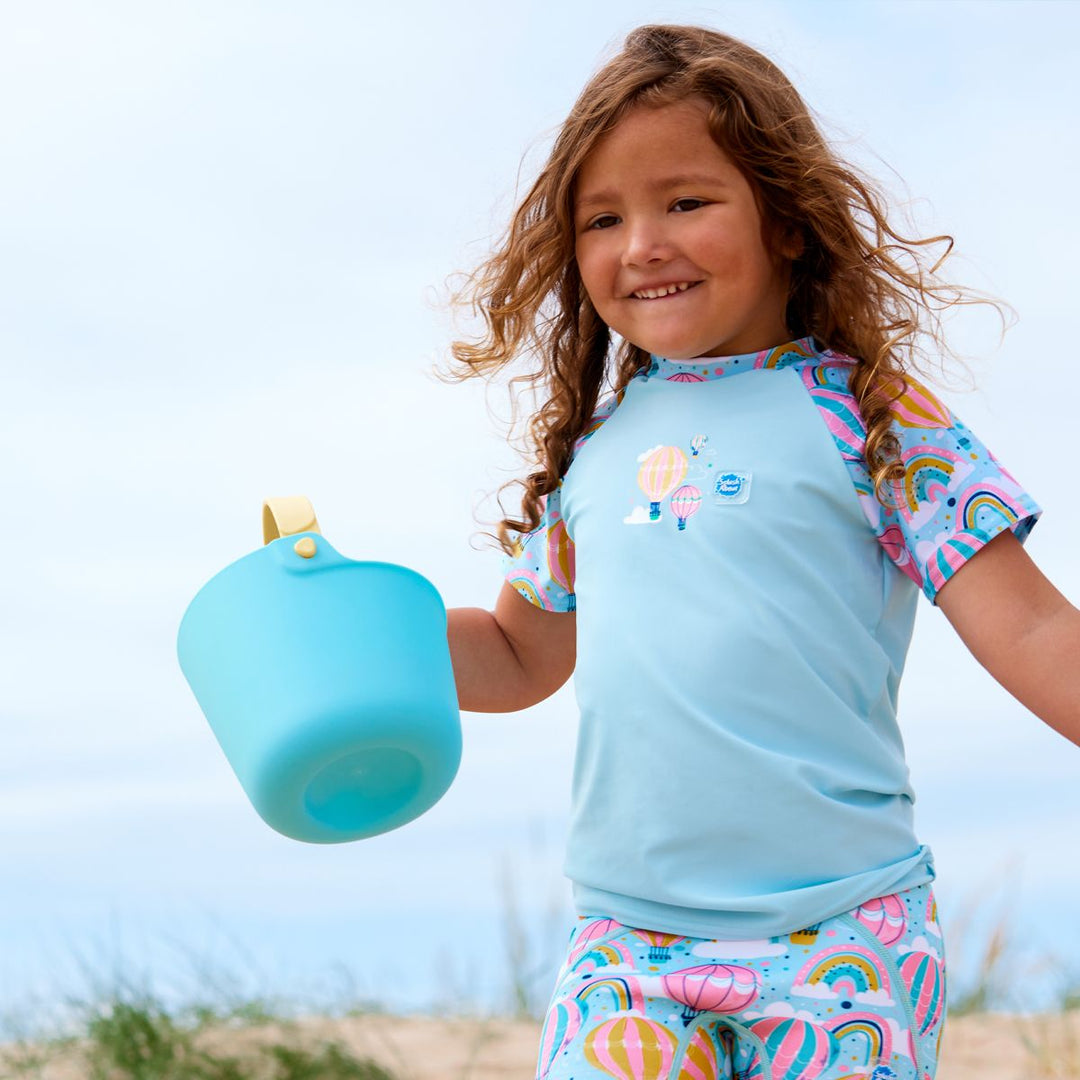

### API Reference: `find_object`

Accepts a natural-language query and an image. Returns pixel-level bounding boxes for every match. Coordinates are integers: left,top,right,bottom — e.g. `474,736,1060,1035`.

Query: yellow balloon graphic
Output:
638,446,688,521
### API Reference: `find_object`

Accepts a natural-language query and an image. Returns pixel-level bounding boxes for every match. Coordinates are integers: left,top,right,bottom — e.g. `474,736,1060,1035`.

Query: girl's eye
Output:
586,214,619,231
672,198,707,212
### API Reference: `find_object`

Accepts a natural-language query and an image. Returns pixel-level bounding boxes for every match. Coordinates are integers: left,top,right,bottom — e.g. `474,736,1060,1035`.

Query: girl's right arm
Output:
446,582,576,712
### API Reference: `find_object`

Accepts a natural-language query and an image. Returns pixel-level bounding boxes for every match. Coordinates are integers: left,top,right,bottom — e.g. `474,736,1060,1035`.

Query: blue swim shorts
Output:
537,883,946,1080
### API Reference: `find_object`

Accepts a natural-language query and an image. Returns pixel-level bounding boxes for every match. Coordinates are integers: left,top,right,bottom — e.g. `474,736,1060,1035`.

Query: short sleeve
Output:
502,483,576,612
501,387,624,613
501,388,630,613
873,377,1042,604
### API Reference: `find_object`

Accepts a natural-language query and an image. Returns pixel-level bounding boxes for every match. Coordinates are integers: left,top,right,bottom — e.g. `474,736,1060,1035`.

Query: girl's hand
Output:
937,530,1080,747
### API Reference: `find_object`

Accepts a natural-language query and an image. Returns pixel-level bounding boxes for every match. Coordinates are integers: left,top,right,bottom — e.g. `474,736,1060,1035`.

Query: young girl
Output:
443,24,1079,1080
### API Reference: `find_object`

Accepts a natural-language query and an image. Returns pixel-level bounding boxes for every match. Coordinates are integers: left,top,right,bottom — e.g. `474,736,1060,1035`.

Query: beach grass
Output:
0,992,400,1080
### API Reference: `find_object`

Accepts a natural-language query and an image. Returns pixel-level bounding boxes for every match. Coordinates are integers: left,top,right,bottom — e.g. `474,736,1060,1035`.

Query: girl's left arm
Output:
936,530,1080,747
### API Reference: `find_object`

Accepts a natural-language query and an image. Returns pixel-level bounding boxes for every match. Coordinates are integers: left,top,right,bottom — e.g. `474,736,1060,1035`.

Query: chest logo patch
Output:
714,470,752,505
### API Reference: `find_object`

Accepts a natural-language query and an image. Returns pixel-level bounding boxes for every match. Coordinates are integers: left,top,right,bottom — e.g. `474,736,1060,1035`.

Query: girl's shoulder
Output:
571,385,628,458
795,348,959,436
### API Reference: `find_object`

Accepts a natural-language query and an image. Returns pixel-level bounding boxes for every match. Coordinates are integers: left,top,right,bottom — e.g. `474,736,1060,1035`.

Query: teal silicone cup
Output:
177,534,461,843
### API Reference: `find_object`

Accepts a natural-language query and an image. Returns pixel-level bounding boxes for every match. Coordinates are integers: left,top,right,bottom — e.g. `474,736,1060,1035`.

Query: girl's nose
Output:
621,219,674,267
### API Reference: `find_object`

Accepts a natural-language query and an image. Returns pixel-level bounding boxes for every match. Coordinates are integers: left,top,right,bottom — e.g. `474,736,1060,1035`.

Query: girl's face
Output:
573,98,794,359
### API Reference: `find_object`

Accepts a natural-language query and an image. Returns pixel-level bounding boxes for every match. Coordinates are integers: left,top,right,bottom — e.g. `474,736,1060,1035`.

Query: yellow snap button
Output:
293,537,317,559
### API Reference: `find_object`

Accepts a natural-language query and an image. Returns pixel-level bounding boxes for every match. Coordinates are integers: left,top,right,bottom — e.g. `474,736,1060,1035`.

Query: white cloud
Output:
904,937,942,961
854,989,895,1006
623,505,659,525
792,981,838,1000
692,939,786,959
742,1001,817,1022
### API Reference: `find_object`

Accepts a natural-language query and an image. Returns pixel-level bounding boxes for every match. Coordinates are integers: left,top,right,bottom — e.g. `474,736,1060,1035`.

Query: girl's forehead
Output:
574,100,741,198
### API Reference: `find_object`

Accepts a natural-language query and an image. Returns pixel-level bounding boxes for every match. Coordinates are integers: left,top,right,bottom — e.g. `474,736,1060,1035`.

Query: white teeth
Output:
633,282,695,299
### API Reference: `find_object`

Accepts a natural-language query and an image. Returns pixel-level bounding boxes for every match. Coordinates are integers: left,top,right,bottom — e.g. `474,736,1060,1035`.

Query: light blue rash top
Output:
504,337,1041,939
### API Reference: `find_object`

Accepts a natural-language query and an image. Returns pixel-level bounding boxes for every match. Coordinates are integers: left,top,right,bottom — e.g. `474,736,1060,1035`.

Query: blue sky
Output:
2,0,1079,1026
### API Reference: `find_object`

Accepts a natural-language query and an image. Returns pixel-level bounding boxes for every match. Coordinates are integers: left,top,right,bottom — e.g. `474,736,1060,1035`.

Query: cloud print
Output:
692,939,786,959
791,981,838,1000
854,988,895,1006
905,936,941,960
742,1001,816,1022
636,444,664,463
623,506,659,525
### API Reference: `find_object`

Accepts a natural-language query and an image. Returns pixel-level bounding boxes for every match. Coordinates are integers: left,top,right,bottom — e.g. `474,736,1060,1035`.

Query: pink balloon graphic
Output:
745,1017,838,1080
878,524,923,587
669,485,702,531
661,964,759,1023
900,951,945,1035
854,893,908,946
538,998,584,1078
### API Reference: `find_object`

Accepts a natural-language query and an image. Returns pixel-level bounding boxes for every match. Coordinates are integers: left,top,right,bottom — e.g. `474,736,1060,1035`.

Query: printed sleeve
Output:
803,360,1042,605
870,377,1041,603
499,387,623,613
502,483,576,612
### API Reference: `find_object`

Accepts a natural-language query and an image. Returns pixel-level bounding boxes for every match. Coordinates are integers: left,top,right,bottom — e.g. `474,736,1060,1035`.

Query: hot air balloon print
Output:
801,369,867,462
584,1015,678,1080
633,929,687,963
744,1017,838,1080
675,1022,721,1080
668,371,707,383
547,516,576,612
566,918,623,968
892,377,952,429
854,894,908,947
661,964,759,1024
878,524,923,588
538,998,585,1078
670,485,702,531
638,446,688,521
690,434,708,456
899,952,944,1036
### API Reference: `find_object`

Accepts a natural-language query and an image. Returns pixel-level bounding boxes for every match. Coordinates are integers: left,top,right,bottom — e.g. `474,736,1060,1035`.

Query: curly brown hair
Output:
446,23,994,554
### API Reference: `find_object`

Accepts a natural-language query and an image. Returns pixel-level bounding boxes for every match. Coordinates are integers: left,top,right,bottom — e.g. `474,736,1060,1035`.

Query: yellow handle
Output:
261,497,322,545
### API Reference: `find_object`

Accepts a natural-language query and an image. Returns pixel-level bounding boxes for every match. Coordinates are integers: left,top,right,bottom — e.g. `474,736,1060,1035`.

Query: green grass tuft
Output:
1,994,399,1080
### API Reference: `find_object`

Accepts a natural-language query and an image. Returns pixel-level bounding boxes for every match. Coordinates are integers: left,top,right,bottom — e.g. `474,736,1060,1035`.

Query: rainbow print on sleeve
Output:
802,357,1042,604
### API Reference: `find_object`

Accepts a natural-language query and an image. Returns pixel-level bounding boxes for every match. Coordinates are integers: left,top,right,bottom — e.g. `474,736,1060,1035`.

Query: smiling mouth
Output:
630,281,703,300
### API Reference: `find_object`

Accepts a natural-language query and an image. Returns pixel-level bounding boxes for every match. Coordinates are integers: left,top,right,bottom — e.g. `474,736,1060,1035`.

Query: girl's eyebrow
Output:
575,173,731,209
